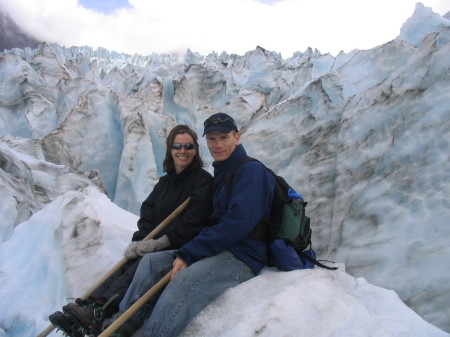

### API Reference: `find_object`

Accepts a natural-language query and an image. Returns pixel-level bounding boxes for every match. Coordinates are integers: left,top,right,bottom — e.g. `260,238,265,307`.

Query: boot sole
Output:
49,311,84,337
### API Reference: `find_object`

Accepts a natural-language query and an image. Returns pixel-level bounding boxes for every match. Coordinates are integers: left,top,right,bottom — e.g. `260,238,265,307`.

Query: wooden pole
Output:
98,270,172,337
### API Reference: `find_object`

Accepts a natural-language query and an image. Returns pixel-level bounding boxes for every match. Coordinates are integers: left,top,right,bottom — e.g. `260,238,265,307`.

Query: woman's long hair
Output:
163,124,204,173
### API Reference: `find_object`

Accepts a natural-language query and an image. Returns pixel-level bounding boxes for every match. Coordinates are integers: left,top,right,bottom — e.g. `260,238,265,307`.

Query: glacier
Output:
0,2,449,336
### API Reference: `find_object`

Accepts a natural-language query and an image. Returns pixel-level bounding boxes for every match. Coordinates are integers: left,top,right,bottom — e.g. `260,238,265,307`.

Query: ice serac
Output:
113,73,166,214
330,22,450,329
41,87,124,200
398,3,450,47
0,3,449,334
0,137,105,242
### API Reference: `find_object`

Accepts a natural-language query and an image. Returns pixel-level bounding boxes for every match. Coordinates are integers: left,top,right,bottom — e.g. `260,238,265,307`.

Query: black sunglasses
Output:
171,143,196,150
204,116,237,128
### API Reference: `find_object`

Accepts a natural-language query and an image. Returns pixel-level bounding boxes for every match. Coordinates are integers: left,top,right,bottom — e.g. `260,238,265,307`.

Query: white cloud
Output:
1,0,449,57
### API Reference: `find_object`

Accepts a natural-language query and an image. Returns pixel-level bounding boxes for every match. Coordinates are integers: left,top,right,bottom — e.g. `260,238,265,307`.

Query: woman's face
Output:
171,133,196,174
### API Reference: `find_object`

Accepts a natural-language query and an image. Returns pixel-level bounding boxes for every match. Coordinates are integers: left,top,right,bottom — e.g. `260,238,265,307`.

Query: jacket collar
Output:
212,144,247,173
167,163,195,182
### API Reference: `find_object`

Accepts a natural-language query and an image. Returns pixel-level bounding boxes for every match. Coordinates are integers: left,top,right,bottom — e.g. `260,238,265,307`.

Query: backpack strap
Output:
224,156,270,240
297,251,339,270
224,156,277,192
223,156,258,192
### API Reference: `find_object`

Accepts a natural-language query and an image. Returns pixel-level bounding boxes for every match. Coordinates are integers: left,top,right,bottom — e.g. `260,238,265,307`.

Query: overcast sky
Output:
1,0,449,57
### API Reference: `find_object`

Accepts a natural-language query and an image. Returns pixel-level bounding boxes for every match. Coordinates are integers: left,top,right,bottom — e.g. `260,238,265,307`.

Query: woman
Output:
49,125,213,337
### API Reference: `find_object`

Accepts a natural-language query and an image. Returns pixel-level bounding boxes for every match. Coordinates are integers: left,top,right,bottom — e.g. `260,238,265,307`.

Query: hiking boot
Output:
63,302,105,334
48,311,84,337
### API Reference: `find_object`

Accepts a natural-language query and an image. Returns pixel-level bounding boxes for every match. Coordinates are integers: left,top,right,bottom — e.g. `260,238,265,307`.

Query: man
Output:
111,112,276,337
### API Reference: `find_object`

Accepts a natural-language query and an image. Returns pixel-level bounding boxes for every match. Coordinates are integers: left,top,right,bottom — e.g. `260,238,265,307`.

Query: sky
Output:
0,0,449,57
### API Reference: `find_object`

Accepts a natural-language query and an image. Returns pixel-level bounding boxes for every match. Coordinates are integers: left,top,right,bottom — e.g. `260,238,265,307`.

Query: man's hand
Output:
171,257,188,280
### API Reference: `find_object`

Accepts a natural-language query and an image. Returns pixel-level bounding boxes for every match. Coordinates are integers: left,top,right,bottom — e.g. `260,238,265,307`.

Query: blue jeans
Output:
119,249,255,337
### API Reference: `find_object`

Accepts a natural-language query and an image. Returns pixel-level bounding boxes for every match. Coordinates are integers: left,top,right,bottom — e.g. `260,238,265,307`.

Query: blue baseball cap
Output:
203,113,238,136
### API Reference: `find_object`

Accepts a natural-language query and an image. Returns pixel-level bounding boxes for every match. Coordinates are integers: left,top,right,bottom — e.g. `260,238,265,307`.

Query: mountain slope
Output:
0,11,40,51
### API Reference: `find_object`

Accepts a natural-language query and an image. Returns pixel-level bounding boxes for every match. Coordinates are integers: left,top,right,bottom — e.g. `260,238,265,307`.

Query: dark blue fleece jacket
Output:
176,144,275,274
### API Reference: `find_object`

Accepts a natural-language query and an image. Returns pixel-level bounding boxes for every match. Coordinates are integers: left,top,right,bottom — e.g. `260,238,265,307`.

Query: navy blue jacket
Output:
176,144,275,274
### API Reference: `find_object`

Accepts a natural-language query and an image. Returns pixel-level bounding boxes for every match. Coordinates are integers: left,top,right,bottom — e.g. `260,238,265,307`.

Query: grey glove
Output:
124,241,139,259
136,235,171,256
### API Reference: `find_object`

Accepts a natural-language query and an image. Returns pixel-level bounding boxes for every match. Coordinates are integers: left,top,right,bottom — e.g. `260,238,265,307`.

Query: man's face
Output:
205,131,240,161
